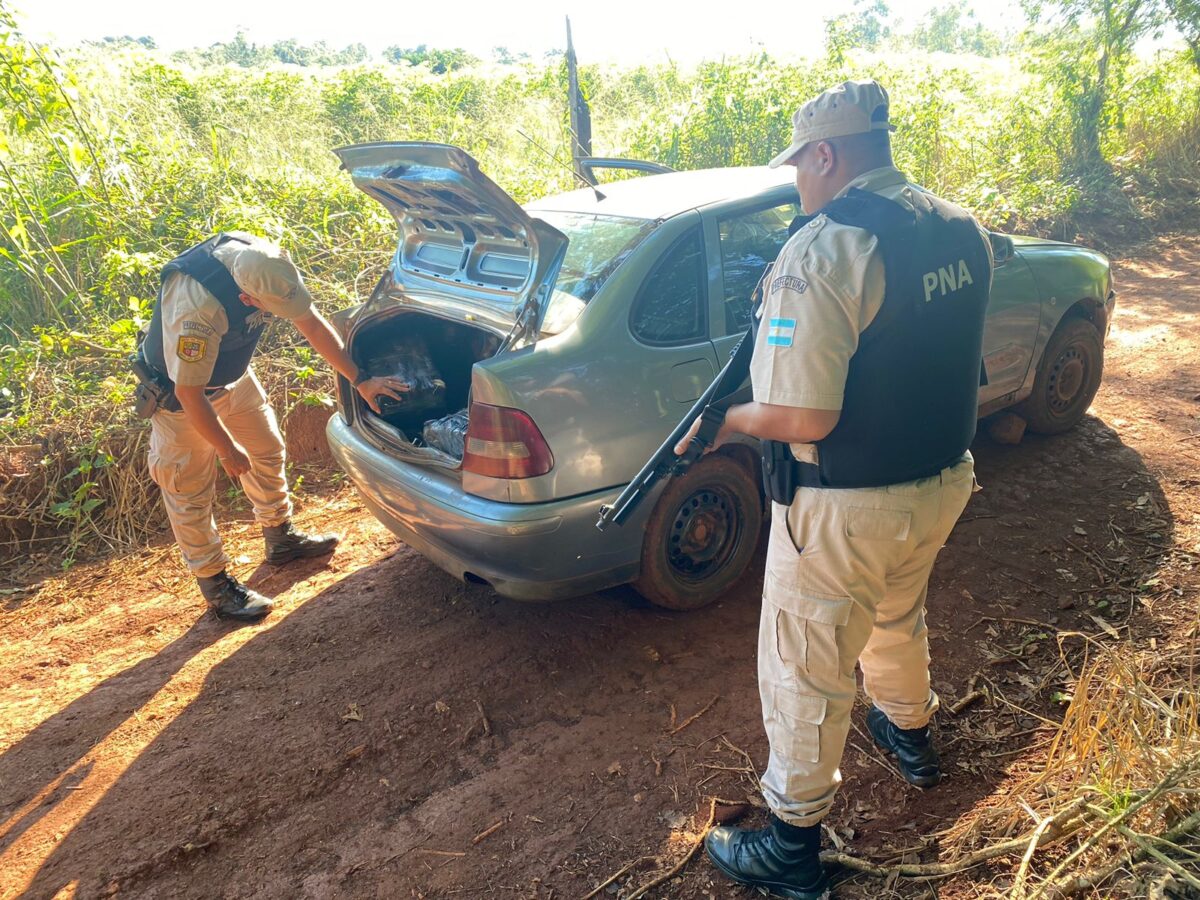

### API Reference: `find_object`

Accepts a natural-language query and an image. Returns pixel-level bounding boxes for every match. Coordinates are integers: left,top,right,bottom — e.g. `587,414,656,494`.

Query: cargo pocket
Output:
147,451,178,493
770,581,853,680
845,506,911,541
766,684,827,764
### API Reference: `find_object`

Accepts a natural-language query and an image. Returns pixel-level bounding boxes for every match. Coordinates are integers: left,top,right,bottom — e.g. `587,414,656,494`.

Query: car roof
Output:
526,165,797,221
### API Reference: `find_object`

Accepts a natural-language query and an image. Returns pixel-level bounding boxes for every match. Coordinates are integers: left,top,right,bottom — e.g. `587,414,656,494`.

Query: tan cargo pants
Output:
147,370,291,578
759,453,975,826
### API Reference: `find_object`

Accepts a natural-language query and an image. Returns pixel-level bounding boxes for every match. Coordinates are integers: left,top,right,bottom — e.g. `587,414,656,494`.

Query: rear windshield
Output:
532,211,655,337
533,211,655,302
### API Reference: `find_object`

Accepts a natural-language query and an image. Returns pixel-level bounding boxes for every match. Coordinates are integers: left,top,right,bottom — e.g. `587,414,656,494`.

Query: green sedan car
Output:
327,143,1115,610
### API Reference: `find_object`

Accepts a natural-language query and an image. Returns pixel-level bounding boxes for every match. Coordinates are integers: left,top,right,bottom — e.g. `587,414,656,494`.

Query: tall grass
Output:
0,8,1197,556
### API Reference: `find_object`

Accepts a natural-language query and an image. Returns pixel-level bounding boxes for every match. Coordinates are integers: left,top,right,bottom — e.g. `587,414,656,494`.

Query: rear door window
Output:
630,228,707,345
718,202,801,332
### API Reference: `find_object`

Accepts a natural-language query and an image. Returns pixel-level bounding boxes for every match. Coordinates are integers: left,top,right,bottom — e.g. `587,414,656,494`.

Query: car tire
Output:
632,453,762,611
1018,317,1105,435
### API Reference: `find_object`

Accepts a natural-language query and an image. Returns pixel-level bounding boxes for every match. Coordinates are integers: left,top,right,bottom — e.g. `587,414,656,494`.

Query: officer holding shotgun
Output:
674,80,993,898
134,233,408,623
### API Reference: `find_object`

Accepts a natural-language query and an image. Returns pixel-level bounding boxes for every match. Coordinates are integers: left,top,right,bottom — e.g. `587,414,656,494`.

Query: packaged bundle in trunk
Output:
369,334,447,426
422,409,469,458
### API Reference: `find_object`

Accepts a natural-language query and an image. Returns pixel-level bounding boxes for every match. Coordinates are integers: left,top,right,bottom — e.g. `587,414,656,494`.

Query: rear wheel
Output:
1018,317,1104,434
632,454,762,611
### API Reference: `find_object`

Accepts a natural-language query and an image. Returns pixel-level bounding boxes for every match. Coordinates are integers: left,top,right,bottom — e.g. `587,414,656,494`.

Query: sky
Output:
11,0,1025,64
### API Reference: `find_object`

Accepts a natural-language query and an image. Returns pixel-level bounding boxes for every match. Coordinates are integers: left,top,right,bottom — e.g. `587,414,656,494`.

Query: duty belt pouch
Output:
761,440,800,505
129,351,176,418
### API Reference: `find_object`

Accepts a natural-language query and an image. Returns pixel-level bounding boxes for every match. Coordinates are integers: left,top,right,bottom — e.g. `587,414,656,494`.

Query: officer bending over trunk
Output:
676,80,993,898
136,233,408,623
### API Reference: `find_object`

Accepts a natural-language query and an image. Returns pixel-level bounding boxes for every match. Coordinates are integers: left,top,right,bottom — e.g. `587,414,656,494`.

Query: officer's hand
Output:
218,444,252,478
674,418,704,456
356,376,411,414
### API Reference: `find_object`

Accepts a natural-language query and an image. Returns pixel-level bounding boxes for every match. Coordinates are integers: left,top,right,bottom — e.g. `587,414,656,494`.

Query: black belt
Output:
762,440,962,503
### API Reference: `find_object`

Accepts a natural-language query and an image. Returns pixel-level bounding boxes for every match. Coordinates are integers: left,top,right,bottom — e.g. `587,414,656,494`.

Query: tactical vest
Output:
763,187,991,493
141,232,264,389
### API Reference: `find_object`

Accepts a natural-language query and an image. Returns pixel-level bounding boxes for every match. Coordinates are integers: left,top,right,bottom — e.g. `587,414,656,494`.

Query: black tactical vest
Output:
141,232,264,389
763,187,991,491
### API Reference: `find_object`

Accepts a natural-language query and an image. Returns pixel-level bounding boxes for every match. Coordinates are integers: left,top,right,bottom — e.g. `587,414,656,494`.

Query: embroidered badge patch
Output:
770,275,809,295
767,318,797,347
177,336,208,362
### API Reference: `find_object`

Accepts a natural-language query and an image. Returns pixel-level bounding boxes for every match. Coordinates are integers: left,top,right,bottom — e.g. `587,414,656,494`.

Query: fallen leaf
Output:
606,760,625,777
433,700,450,714
341,704,363,722
1090,615,1120,640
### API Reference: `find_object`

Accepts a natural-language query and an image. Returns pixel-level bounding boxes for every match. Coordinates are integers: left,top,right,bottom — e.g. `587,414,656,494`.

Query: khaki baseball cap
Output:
229,240,313,320
768,79,896,169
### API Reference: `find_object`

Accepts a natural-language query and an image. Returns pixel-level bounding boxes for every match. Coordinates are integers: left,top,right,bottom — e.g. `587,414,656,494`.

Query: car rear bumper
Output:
326,413,641,601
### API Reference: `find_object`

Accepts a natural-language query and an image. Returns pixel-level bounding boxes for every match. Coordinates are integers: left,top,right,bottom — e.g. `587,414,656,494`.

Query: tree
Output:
1024,0,1165,167
909,1,1005,55
825,0,893,55
1164,0,1200,76
88,35,157,51
382,44,478,73
492,46,530,65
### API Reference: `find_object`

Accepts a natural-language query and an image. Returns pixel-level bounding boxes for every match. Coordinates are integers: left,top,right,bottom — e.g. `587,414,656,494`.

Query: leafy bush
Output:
0,1,1196,558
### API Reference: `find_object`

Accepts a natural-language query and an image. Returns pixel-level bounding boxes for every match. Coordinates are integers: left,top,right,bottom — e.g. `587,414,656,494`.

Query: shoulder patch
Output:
771,275,809,295
766,318,797,347
181,320,215,336
177,336,208,362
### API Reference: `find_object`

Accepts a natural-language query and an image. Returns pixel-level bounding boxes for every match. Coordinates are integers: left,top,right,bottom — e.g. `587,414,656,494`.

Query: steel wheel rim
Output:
1047,344,1088,414
666,485,740,584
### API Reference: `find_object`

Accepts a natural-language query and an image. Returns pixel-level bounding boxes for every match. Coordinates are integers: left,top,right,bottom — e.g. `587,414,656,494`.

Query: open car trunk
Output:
350,310,502,467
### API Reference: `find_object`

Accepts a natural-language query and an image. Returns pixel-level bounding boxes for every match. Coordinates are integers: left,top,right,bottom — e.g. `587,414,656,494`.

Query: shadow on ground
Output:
4,411,1175,899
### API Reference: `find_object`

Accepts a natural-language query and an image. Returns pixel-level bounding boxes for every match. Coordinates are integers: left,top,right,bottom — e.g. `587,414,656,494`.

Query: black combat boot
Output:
704,815,829,900
263,521,339,565
867,706,942,788
197,571,273,623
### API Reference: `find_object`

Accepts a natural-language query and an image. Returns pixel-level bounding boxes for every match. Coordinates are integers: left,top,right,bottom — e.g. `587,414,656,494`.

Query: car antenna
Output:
517,128,606,202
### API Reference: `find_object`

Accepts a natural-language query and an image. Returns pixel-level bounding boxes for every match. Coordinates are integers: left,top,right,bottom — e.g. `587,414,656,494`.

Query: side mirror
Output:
989,232,1014,267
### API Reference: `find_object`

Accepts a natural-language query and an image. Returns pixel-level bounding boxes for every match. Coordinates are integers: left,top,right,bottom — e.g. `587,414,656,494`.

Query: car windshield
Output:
531,210,656,335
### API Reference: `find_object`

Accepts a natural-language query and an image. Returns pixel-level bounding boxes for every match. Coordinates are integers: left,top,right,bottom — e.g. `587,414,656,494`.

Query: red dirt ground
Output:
1,237,1197,900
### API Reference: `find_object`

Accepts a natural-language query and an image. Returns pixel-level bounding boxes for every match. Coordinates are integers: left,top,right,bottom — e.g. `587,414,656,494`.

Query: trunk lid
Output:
335,142,568,345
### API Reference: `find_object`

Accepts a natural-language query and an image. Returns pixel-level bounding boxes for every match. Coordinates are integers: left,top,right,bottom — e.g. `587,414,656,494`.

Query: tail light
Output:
463,402,554,479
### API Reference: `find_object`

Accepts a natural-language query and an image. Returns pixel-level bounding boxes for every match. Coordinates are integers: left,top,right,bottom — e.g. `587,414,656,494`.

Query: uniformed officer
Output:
138,232,408,623
678,80,993,898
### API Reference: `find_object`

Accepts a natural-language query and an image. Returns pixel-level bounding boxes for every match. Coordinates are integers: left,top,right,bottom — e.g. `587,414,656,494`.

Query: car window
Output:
719,202,802,333
532,210,654,297
630,228,706,345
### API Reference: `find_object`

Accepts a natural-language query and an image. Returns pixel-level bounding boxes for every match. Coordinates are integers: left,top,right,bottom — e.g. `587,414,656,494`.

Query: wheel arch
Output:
1059,295,1108,336
715,440,762,488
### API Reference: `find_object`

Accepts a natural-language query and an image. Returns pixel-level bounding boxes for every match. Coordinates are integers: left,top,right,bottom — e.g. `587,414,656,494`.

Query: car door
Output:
626,218,722,429
705,195,803,375
980,236,1042,406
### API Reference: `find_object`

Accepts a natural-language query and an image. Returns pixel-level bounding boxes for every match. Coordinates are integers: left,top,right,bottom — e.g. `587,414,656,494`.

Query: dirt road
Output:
2,237,1197,899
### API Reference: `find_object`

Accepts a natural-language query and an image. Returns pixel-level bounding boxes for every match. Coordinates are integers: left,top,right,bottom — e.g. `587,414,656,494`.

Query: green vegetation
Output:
0,0,1197,556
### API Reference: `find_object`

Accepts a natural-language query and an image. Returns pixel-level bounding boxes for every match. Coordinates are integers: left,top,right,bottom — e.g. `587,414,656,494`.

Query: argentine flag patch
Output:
767,318,796,347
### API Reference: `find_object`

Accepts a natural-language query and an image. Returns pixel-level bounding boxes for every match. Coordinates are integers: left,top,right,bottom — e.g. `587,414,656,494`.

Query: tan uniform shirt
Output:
160,241,312,387
749,166,992,462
